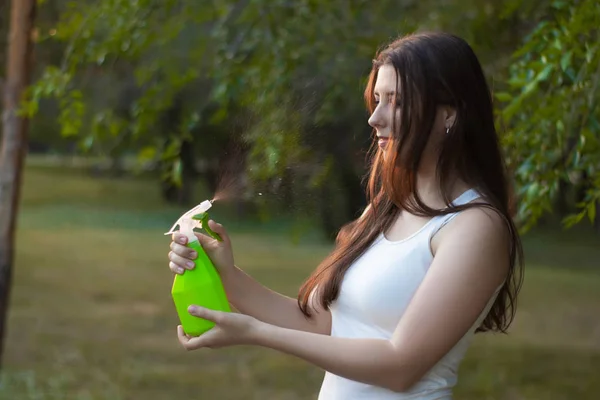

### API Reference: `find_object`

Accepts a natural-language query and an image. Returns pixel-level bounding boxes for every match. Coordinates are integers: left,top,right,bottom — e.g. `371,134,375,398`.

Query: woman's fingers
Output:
168,221,230,277
169,251,196,272
168,240,198,273
169,241,198,260
169,261,185,275
172,232,188,245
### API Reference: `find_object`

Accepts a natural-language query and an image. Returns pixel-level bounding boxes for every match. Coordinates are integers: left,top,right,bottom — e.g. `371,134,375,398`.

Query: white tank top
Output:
318,189,500,399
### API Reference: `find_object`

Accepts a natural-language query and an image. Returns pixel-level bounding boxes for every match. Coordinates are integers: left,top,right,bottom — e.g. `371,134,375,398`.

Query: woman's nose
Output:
368,108,385,130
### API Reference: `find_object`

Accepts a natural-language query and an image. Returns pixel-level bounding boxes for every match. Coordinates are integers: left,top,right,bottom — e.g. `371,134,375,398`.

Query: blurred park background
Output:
1,0,599,399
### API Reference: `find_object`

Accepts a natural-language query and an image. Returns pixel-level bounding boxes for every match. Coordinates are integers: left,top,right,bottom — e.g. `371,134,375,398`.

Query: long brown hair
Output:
297,32,524,333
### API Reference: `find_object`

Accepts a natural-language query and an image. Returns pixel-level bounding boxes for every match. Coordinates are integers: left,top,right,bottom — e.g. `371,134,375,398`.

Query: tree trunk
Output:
0,0,36,369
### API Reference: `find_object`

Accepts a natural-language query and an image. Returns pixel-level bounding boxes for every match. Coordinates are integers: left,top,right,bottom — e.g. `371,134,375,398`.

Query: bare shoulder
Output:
431,203,512,277
433,202,510,246
451,203,509,237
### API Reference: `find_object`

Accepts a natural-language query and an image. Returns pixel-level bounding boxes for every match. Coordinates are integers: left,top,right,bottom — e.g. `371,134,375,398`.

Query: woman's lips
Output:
378,137,390,149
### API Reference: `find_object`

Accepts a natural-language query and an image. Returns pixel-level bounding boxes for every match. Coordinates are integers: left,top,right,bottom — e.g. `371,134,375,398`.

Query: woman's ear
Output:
444,106,457,130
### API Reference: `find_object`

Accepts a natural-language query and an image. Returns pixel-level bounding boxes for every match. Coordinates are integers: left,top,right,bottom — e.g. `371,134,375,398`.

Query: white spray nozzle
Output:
164,199,213,242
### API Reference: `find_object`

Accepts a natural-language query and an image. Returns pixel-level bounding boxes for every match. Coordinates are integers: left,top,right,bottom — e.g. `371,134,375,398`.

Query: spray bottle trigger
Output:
192,212,223,242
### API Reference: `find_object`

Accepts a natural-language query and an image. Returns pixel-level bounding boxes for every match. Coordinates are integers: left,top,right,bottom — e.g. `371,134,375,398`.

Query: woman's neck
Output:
415,169,469,209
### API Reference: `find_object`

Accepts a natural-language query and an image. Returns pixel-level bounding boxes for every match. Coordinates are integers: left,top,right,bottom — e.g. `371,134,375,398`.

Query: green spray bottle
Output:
165,199,231,336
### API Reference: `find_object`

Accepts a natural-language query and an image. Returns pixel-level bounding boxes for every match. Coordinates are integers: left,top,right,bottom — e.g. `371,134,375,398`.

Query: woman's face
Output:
368,64,398,158
367,64,455,165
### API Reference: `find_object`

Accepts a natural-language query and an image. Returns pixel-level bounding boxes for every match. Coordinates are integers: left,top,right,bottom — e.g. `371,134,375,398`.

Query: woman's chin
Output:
380,145,392,160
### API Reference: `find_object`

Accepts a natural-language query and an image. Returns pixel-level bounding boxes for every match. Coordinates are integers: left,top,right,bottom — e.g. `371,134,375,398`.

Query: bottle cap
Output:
164,200,213,243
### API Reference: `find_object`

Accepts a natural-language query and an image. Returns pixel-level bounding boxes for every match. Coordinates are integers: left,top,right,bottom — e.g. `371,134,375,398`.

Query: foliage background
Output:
1,0,599,398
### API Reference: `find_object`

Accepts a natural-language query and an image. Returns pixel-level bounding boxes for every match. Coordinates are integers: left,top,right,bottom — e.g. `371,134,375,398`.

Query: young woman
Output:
167,31,524,399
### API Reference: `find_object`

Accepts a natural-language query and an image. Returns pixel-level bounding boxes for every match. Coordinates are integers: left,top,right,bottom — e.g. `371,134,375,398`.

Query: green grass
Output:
2,164,600,399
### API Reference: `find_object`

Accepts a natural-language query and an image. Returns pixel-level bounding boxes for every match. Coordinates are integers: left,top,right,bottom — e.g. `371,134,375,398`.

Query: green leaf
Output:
537,64,554,82
560,51,572,71
552,1,568,10
137,146,157,163
494,92,512,102
172,159,182,186
588,201,597,224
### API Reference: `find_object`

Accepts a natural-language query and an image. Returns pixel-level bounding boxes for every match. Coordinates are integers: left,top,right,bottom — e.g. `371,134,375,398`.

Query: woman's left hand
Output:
177,305,263,350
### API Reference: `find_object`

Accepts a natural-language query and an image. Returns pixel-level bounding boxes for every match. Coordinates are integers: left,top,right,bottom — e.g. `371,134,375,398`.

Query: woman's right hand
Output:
168,220,236,277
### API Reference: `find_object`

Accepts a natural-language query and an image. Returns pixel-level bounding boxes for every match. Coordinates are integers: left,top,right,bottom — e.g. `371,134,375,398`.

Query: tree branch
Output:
552,49,596,171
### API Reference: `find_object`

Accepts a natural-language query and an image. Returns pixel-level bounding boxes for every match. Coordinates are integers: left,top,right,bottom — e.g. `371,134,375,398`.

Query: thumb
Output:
207,220,230,243
195,231,213,247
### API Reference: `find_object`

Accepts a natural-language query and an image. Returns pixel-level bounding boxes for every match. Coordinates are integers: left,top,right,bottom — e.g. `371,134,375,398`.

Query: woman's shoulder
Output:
427,202,512,293
457,200,509,229
431,201,512,260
